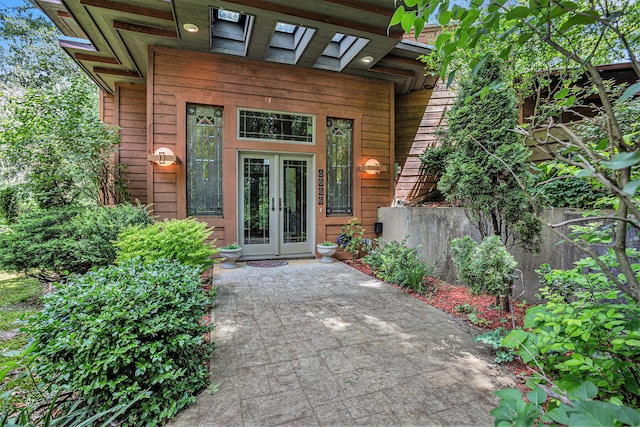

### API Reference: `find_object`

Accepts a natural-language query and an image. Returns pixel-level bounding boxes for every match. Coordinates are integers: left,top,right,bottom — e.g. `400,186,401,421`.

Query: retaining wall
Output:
378,207,588,302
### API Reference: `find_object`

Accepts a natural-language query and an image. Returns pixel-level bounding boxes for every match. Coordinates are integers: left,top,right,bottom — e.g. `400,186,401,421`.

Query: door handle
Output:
279,198,282,211
271,198,275,211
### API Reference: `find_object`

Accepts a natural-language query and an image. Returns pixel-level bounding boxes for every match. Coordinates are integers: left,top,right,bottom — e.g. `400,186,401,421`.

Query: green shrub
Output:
363,237,434,292
0,206,86,279
27,259,214,426
0,204,152,280
337,218,366,260
72,203,152,266
504,299,640,405
114,218,217,273
450,235,517,300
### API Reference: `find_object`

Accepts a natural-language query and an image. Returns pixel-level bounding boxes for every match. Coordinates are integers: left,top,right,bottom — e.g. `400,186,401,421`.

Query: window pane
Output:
326,118,353,216
187,104,223,216
238,109,313,142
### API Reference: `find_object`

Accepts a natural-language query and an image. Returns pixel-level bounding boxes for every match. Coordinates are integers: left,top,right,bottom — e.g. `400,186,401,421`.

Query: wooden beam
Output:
75,53,120,64
80,0,174,21
57,10,71,18
93,67,140,78
113,20,178,38
223,0,403,39
382,54,424,67
321,0,396,18
369,65,416,77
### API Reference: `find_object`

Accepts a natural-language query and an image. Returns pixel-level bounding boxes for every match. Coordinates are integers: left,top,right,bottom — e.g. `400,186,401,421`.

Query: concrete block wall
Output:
378,207,588,302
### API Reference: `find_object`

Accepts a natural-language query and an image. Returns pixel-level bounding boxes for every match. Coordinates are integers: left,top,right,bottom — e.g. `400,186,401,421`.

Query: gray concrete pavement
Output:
168,259,515,427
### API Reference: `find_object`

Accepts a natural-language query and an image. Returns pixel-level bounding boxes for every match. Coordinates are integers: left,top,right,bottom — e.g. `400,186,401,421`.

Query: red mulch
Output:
344,259,533,394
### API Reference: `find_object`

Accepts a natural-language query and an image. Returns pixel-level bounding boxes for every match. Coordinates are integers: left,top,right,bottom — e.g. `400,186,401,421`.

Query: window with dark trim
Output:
187,104,223,216
326,117,353,216
238,109,314,143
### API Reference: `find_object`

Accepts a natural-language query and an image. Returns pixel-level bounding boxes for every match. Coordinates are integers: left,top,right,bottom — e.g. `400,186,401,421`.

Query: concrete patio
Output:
168,259,515,426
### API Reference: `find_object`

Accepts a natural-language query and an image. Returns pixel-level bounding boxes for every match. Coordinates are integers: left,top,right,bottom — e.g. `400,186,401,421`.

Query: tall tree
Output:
392,0,640,302
423,57,540,251
0,1,128,207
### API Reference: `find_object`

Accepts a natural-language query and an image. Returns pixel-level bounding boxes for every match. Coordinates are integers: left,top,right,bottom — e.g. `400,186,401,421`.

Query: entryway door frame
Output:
237,151,315,259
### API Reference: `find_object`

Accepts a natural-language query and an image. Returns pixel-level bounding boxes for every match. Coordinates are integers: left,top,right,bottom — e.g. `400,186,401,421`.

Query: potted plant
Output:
317,240,338,263
219,242,242,269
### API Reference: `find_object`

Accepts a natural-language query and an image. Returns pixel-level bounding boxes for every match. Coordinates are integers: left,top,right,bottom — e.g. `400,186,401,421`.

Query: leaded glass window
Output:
326,118,353,216
187,104,223,216
238,109,313,143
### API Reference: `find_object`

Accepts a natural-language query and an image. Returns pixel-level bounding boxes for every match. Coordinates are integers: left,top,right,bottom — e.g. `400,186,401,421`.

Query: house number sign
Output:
318,169,324,205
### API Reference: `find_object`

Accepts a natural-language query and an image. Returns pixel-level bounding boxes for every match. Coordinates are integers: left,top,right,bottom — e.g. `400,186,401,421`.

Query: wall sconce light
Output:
147,148,178,166
360,158,388,175
183,23,199,33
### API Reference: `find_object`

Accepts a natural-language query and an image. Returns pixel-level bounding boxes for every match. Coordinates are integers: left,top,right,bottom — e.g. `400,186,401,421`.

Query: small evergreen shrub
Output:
450,235,517,300
73,203,152,266
0,204,152,280
363,237,434,292
114,218,217,273
27,259,214,426
0,206,87,278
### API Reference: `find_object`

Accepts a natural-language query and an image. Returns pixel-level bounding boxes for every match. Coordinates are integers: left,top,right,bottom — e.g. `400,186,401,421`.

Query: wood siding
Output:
394,81,455,204
148,46,394,249
100,84,148,204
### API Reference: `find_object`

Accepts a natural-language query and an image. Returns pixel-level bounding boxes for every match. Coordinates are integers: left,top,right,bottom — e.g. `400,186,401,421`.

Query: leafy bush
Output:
26,259,214,426
363,237,434,292
0,204,152,280
450,235,517,302
337,218,365,260
532,160,603,209
492,382,640,427
115,218,217,273
504,299,640,405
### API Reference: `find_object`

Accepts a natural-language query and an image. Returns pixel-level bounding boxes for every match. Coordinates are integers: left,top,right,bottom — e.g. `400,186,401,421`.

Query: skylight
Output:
217,9,240,23
332,33,345,43
275,22,297,34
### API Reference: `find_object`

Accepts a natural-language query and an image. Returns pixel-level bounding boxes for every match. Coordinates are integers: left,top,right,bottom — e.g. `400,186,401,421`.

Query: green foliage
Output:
424,58,541,251
115,218,217,273
491,382,640,427
0,1,81,90
337,218,366,260
532,160,603,209
0,186,18,223
72,203,152,267
220,242,241,250
1,77,128,207
26,259,214,426
474,328,514,363
0,204,151,280
363,237,434,292
450,235,517,298
503,299,640,405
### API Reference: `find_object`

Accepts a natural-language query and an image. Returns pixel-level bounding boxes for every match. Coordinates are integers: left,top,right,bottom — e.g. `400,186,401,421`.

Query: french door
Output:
239,153,313,258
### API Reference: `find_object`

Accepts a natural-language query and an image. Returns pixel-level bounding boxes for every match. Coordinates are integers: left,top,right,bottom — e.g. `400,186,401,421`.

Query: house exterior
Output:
37,0,448,259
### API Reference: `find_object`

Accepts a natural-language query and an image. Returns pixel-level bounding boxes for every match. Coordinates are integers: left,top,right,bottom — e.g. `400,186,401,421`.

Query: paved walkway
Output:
169,259,515,426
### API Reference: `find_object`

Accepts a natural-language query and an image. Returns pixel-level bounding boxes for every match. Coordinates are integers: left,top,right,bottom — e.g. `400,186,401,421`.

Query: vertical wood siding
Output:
394,81,456,204
149,46,393,247
100,84,148,204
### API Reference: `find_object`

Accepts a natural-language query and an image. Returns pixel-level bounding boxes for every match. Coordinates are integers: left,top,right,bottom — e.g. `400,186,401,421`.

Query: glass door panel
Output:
241,155,276,257
281,159,309,254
